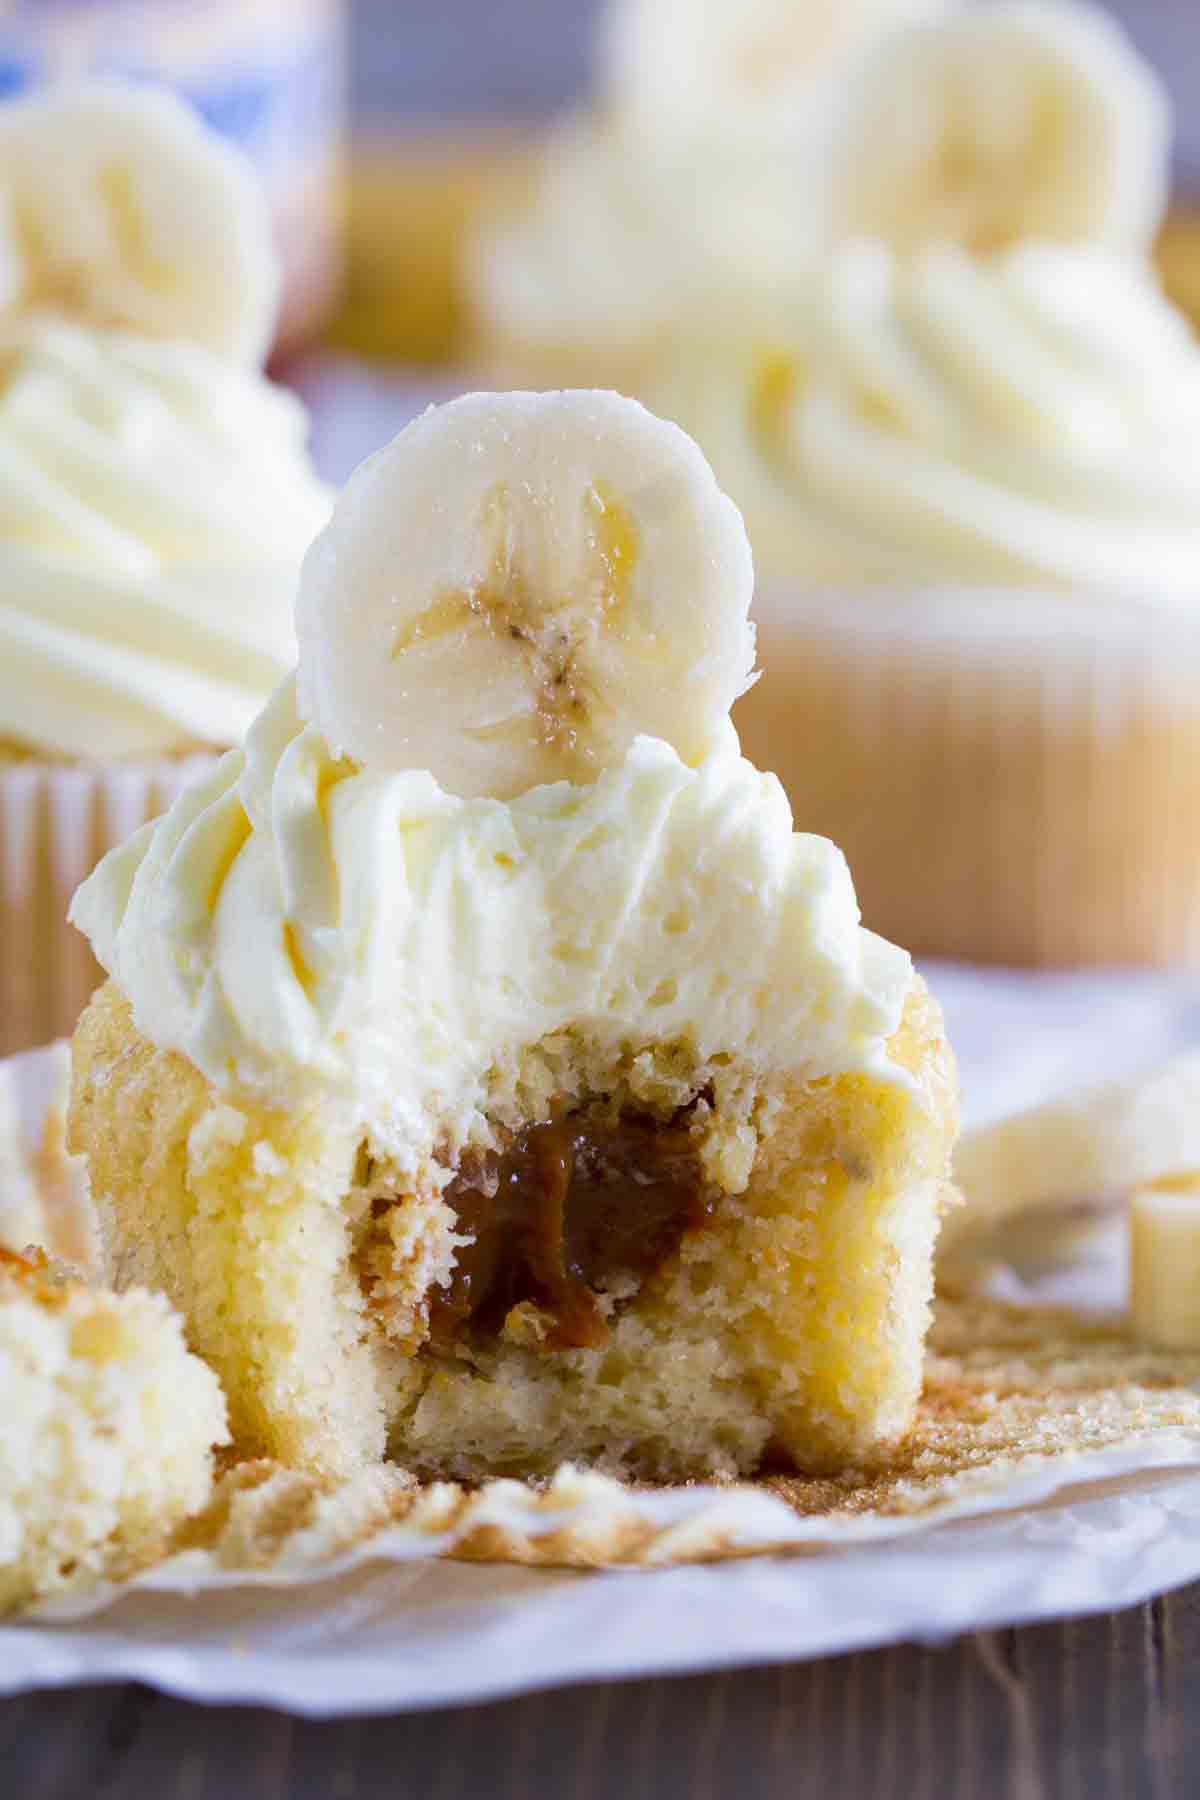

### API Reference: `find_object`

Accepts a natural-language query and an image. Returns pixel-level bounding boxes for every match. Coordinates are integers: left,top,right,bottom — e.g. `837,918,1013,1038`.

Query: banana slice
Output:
824,1,1169,259
1130,1177,1200,1350
295,390,757,798
942,1054,1200,1268
0,81,278,364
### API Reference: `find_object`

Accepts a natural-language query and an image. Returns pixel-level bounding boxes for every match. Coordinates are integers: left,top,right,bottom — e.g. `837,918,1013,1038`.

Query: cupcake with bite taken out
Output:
0,80,330,1052
68,388,959,1486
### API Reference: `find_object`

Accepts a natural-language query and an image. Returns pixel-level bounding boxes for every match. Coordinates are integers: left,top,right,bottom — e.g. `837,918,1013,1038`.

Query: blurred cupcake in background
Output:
0,80,331,1054
656,0,1200,968
0,0,345,357
468,0,951,391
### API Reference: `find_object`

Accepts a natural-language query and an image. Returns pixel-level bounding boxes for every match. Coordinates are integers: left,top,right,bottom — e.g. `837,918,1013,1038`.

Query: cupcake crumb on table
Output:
0,1245,228,1614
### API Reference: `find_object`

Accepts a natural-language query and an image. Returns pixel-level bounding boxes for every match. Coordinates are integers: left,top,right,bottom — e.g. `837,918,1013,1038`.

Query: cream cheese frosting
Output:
0,311,330,757
71,675,912,1167
658,240,1200,593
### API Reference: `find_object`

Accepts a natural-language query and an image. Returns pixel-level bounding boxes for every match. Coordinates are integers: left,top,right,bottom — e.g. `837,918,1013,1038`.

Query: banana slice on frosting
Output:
824,0,1169,259
296,390,757,799
0,81,278,364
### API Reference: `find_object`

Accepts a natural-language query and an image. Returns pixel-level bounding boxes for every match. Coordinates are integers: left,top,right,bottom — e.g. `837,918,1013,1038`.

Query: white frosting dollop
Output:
0,313,330,756
657,240,1200,593
71,677,912,1163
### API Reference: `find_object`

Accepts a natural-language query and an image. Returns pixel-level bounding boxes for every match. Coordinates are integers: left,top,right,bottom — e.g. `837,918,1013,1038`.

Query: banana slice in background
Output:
0,81,278,364
941,1053,1200,1274
603,0,951,148
470,113,692,364
296,390,757,799
823,0,1170,259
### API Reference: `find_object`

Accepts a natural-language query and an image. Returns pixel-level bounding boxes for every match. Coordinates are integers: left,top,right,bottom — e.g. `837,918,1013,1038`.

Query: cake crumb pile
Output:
0,1247,228,1611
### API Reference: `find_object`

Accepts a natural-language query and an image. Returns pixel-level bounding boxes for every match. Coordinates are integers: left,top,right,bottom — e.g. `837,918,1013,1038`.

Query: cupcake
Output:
0,0,345,357
69,390,958,1484
0,81,331,1052
655,1,1197,965
468,0,949,391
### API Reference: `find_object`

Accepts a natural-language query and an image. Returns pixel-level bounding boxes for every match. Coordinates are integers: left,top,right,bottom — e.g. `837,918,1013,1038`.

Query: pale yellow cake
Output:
0,1247,228,1612
71,972,955,1484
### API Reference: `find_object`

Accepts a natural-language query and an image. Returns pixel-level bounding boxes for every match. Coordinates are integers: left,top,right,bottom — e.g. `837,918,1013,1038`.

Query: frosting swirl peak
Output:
0,312,330,756
659,240,1200,594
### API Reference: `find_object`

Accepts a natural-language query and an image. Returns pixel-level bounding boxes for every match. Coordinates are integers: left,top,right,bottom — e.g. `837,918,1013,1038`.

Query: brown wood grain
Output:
5,1589,1200,1799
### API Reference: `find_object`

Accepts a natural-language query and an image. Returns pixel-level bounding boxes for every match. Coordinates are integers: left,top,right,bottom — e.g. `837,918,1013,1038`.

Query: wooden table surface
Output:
4,1586,1198,1798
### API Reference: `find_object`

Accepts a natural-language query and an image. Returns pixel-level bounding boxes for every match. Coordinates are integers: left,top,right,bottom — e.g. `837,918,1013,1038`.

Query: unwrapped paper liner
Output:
25,1434,1200,1626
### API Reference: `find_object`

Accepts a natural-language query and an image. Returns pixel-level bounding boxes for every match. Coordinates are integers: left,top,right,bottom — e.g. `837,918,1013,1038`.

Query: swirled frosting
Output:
71,676,911,1160
657,240,1200,593
0,313,330,757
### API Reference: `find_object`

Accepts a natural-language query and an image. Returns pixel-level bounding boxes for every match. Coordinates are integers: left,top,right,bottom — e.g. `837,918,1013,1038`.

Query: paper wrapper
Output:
0,755,216,1057
735,588,1200,967
7,999,1200,1714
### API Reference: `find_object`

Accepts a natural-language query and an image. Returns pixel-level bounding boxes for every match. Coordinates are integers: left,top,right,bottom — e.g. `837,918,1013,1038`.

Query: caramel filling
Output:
0,1244,64,1308
0,1245,44,1283
429,1109,715,1350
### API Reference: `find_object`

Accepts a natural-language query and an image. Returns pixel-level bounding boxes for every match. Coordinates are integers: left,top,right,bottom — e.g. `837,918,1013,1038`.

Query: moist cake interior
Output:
71,979,957,1484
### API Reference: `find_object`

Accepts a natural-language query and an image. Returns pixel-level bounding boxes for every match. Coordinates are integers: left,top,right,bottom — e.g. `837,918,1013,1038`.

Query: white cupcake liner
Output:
0,754,217,1056
736,587,1200,967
